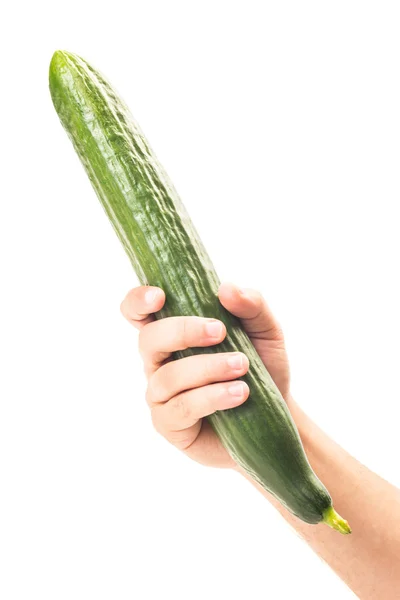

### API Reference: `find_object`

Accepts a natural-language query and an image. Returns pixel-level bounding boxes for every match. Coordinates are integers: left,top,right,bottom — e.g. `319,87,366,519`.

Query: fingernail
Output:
205,320,223,338
228,381,246,397
145,288,159,304
227,353,244,371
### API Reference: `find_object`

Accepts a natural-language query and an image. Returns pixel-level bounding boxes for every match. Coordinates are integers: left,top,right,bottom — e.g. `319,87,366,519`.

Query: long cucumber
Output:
49,50,350,533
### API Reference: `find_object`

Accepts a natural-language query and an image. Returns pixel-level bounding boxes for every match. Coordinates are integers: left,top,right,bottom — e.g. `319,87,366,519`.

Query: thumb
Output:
218,282,283,341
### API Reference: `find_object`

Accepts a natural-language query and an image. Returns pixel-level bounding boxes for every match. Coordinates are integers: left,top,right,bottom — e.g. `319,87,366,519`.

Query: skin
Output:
120,281,400,599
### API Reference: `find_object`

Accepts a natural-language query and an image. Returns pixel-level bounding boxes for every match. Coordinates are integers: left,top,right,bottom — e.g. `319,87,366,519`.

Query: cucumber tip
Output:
322,506,352,535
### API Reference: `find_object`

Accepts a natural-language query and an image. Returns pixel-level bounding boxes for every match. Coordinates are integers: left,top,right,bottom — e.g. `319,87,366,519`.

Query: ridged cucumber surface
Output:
49,50,350,533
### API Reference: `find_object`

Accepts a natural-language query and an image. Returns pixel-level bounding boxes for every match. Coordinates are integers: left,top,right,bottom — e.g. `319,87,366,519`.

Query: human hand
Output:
120,282,290,468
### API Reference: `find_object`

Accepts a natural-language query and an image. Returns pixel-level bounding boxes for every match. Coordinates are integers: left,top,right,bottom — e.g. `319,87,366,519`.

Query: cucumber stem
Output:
322,506,352,534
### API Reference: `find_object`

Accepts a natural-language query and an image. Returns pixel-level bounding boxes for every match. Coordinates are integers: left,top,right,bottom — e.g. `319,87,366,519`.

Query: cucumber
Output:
49,50,350,533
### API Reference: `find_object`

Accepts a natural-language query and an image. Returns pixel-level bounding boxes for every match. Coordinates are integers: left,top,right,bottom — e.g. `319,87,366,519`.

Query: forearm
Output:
235,398,400,599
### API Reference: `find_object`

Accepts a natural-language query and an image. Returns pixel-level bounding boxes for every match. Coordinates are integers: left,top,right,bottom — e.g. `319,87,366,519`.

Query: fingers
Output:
139,316,226,374
120,286,165,329
151,379,249,435
218,281,283,341
147,351,249,405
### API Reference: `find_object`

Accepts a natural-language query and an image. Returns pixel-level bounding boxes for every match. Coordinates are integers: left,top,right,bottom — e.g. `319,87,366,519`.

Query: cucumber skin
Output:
49,51,332,524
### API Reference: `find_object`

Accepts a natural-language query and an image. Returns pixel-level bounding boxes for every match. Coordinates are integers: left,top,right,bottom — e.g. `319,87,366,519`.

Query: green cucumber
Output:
49,50,350,533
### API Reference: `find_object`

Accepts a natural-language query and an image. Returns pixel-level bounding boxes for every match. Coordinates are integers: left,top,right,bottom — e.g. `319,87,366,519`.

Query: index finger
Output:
120,286,166,329
139,316,226,374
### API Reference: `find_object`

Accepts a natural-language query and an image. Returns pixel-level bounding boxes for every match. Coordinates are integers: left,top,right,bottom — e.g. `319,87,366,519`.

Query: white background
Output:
1,1,400,598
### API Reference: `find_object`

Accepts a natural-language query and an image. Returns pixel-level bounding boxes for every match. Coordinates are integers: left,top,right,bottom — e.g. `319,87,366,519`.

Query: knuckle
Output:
216,382,228,402
178,316,201,349
203,382,218,406
179,317,189,347
221,353,234,373
208,354,228,379
202,355,216,380
203,384,222,415
173,394,191,421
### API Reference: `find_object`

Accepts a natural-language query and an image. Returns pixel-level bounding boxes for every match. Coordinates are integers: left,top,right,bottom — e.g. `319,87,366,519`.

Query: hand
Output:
120,282,290,468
